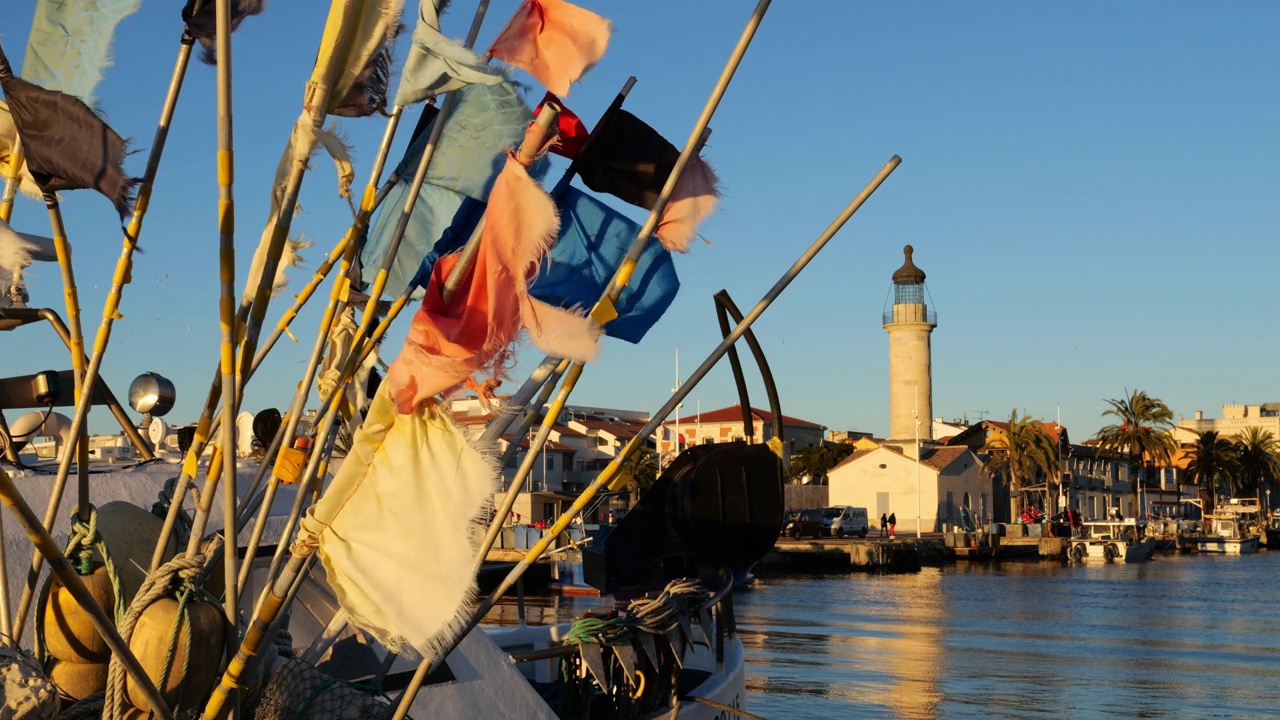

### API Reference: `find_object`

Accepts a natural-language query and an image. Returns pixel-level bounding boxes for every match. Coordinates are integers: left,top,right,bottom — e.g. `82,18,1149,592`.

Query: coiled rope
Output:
626,579,711,635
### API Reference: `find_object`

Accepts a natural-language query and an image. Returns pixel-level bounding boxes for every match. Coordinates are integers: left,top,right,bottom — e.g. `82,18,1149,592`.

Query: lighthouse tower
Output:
884,245,936,442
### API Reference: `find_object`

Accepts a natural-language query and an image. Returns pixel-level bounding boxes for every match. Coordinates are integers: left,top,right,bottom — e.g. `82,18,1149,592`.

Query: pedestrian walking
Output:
880,513,888,538
888,512,897,539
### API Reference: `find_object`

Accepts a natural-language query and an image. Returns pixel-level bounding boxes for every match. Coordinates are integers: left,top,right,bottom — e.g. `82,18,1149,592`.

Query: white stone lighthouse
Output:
884,245,936,443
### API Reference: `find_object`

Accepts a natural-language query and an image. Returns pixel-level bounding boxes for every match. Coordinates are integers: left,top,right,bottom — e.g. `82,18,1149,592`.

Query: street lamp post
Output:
914,389,922,539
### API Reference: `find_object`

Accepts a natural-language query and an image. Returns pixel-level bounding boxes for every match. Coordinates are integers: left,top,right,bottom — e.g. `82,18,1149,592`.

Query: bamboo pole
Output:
0,135,22,223
0,468,174,719
414,156,902,702
212,12,241,717
8,194,89,642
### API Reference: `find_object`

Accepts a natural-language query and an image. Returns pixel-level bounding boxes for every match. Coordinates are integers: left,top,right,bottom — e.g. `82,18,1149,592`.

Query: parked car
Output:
822,505,870,538
782,509,825,539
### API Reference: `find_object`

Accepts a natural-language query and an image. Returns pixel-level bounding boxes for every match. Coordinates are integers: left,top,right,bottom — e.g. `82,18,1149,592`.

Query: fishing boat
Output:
0,0,901,717
1067,519,1155,564
1196,499,1262,555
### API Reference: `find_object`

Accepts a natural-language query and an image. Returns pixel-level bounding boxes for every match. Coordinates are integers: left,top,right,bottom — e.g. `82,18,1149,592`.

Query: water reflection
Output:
736,552,1280,719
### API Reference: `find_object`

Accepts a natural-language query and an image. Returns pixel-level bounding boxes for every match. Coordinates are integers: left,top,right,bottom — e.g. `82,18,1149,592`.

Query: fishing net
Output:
254,658,394,720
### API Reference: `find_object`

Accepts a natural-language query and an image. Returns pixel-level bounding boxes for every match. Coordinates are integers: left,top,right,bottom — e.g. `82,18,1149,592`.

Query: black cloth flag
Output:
0,48,136,218
183,0,268,64
573,109,681,211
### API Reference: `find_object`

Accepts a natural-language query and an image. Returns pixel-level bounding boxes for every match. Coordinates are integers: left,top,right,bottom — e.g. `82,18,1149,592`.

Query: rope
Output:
683,696,768,720
563,616,631,647
102,554,214,720
64,506,128,624
626,579,711,635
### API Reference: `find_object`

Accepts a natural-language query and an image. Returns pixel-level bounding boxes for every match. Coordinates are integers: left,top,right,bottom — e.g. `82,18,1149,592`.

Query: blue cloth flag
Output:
529,187,679,344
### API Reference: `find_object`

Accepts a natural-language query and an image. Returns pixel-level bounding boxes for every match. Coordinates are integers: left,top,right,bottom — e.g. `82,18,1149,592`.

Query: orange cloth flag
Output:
387,153,599,414
487,0,610,96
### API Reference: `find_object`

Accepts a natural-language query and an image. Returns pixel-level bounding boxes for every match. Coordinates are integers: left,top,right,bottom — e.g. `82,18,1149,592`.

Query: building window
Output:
702,437,715,444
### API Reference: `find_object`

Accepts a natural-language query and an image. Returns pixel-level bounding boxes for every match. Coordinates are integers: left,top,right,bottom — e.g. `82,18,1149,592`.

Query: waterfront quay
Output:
766,529,1068,572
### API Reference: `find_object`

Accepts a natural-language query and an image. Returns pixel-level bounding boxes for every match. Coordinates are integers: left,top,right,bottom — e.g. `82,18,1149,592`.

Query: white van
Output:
822,506,869,538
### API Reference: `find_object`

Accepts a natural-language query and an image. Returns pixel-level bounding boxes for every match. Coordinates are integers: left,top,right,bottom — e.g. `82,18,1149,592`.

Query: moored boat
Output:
1196,503,1261,555
1067,519,1155,564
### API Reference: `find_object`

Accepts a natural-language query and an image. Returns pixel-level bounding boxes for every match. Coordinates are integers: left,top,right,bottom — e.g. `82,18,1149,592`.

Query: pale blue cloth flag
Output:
362,81,532,298
394,0,503,107
22,0,140,106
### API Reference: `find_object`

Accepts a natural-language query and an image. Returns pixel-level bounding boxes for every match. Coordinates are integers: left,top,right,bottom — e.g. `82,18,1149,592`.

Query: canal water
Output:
736,551,1280,719
499,551,1280,719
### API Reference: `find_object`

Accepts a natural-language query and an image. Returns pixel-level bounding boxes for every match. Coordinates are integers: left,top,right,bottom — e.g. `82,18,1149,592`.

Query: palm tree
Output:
1095,390,1176,518
981,410,1061,519
620,446,660,506
1234,427,1280,506
1182,430,1239,512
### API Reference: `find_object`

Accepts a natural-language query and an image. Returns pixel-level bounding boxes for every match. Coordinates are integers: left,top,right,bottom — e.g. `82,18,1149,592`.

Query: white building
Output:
827,444,987,534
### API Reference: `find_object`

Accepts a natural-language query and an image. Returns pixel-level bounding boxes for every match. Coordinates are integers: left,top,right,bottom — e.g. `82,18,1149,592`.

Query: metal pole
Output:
915,387,921,539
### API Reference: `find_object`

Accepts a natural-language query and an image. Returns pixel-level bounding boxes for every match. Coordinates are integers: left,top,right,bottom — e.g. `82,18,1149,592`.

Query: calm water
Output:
495,552,1280,719
736,552,1280,719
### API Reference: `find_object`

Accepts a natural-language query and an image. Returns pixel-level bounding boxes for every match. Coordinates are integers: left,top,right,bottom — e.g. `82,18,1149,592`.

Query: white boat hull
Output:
1196,536,1260,554
1069,538,1154,564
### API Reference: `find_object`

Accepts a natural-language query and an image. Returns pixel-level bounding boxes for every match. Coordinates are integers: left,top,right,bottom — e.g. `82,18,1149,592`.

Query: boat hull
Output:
1068,538,1154,564
1195,536,1260,554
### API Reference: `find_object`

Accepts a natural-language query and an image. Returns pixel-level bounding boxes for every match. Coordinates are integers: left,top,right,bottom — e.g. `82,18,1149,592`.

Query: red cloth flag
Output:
488,0,610,97
535,92,590,159
387,153,599,414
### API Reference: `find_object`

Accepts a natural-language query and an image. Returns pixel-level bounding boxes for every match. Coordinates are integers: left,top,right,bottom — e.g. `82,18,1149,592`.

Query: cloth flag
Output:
529,187,678,344
535,92,589,159
0,48,136,218
395,0,504,107
182,0,267,63
573,109,719,252
307,0,405,116
22,0,140,107
362,80,534,298
386,153,598,414
296,384,495,658
487,0,610,97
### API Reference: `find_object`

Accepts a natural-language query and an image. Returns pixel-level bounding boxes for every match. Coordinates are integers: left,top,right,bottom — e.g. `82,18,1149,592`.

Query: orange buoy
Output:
126,597,226,713
41,563,116,663
47,658,109,700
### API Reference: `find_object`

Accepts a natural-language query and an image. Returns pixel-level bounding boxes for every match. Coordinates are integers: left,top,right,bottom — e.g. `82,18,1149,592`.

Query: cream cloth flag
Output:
297,383,495,658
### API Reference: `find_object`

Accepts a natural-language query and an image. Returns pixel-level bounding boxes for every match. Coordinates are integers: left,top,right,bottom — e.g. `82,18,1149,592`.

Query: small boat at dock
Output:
1196,499,1262,554
1068,519,1155,564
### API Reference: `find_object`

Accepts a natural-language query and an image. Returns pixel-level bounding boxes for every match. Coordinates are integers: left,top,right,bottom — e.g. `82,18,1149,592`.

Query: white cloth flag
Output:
297,384,495,658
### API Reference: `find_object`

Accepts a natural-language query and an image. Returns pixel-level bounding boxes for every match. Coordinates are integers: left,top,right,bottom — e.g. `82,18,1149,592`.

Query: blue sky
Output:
5,1,1279,441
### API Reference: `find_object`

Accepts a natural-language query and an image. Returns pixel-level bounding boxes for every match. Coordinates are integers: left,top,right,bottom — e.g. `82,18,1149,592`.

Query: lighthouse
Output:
884,245,936,443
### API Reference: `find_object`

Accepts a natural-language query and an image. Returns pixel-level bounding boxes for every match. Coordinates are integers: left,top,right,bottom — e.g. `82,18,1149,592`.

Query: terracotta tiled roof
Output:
921,446,971,471
660,405,825,429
